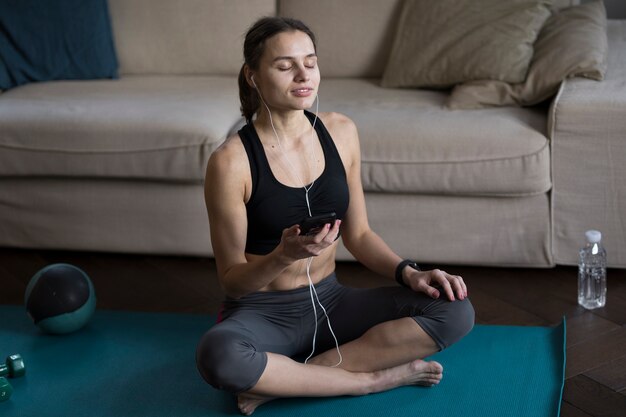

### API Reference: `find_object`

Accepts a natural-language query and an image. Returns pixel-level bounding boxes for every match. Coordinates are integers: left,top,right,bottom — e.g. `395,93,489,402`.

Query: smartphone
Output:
299,212,337,236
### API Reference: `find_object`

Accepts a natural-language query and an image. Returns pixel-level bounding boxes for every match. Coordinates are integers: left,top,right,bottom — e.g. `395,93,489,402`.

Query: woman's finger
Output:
417,280,441,299
326,219,342,242
310,220,342,244
308,222,332,244
445,274,465,300
433,269,456,301
454,275,467,298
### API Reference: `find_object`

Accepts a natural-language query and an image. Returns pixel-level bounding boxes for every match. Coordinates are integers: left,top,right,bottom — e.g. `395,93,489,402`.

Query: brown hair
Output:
239,17,317,123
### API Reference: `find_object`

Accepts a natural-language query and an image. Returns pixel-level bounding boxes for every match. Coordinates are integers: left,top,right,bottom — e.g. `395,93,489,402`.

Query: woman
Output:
196,17,474,416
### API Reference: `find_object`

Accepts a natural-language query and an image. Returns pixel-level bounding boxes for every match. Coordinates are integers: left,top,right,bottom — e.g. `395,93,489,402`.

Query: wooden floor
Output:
1,248,625,416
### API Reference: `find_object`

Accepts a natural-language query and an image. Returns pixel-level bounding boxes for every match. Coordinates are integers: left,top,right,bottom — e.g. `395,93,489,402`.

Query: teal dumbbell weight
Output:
0,354,25,403
0,354,25,378
0,377,12,402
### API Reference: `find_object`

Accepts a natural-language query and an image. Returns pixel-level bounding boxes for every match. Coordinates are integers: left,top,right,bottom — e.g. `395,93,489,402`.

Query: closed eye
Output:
273,54,317,71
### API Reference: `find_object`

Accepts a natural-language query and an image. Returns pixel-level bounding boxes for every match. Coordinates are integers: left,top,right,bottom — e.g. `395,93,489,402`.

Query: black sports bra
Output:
239,111,350,255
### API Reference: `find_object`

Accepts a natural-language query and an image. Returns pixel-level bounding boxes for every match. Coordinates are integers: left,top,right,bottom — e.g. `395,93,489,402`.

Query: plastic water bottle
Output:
578,230,607,309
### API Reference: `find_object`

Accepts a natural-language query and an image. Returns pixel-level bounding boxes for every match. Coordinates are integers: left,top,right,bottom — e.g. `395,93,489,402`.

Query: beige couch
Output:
1,0,625,267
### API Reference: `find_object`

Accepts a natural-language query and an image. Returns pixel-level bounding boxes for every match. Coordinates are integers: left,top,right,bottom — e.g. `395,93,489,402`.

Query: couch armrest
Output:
551,20,626,266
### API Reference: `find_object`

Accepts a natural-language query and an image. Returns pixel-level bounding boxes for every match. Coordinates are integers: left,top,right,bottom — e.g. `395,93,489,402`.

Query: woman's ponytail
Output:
238,65,258,124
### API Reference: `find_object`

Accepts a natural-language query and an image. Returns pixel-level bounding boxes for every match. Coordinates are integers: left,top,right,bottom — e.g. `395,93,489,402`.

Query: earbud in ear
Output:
251,75,257,89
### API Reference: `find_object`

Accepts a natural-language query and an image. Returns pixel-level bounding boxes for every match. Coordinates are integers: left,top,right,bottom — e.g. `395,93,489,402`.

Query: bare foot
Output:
236,359,442,415
237,392,275,416
372,359,443,392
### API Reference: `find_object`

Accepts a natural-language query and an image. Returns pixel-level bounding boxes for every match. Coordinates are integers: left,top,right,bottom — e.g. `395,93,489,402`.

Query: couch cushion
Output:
279,0,403,78
0,76,241,181
447,0,608,109
381,0,552,89
0,0,118,90
553,0,580,9
278,0,577,79
108,0,276,76
320,79,551,196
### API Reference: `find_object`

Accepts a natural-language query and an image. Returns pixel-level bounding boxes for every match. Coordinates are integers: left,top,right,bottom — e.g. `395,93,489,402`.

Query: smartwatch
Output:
395,260,420,288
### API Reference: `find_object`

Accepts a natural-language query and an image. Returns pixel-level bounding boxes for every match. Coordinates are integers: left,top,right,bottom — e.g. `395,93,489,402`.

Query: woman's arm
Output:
204,137,290,298
329,115,402,277
327,114,467,301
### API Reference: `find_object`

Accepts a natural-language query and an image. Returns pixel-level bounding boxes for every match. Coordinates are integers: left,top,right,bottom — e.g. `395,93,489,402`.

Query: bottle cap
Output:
585,230,602,243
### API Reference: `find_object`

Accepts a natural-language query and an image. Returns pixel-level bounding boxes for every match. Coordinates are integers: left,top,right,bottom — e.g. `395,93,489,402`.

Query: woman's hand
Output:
404,268,468,301
279,220,342,262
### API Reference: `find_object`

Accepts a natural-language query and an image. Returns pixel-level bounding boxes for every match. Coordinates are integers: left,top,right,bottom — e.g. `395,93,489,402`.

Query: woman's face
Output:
252,30,320,114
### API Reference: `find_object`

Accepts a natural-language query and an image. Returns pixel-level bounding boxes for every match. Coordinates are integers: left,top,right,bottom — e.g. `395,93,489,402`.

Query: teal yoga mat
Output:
0,305,565,417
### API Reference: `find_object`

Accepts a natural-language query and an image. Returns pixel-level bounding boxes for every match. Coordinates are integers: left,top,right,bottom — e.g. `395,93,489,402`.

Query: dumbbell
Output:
0,354,25,379
0,377,12,402
0,354,25,403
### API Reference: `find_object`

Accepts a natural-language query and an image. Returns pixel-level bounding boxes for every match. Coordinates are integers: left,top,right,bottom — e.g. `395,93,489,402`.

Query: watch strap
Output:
395,260,419,288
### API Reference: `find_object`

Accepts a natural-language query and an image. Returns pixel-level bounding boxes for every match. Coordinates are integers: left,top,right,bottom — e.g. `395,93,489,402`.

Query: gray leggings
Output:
196,273,474,394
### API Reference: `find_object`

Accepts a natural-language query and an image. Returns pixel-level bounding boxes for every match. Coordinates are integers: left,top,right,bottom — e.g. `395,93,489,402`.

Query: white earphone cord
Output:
261,87,318,217
256,83,342,367
304,256,343,366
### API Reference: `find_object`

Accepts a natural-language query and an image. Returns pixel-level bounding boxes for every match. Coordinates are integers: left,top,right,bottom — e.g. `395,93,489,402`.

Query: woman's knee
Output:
416,297,475,350
451,297,475,340
196,328,267,394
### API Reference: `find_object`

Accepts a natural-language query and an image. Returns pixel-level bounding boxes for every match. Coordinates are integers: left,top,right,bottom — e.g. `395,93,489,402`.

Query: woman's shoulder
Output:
214,132,246,158
318,111,357,133
207,133,248,177
317,112,360,167
318,111,360,147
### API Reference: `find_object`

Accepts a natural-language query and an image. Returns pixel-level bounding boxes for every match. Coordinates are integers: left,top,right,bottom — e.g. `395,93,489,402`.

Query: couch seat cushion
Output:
0,76,241,181
321,79,551,196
